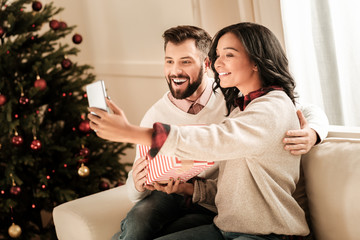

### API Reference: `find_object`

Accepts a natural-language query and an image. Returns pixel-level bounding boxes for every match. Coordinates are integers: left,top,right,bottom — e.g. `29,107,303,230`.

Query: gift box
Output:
138,145,214,185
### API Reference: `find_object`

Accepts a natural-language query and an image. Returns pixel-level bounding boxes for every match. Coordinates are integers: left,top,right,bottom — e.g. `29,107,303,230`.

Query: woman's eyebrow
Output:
223,47,239,52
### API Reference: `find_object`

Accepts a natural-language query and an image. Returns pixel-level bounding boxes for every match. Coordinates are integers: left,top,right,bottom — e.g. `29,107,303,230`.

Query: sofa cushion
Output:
301,137,360,240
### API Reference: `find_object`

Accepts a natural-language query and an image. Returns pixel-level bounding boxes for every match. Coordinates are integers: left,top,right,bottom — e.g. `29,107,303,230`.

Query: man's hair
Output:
163,25,212,61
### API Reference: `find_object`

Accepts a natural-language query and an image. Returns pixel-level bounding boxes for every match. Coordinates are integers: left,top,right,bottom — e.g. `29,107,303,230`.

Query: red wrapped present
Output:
138,145,214,185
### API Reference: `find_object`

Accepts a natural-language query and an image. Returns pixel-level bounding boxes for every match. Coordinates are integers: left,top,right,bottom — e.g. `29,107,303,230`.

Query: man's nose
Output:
171,63,183,75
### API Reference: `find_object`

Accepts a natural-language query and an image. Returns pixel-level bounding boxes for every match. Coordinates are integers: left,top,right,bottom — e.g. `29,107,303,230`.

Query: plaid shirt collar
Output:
235,86,283,111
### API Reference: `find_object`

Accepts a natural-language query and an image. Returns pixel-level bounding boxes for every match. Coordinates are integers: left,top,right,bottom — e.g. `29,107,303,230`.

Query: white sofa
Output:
53,125,360,240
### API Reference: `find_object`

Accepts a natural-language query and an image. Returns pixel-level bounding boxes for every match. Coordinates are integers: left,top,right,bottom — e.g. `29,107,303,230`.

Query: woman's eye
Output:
226,53,234,57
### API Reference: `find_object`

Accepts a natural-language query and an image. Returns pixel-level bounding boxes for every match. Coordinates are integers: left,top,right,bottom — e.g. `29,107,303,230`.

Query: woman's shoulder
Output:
253,90,293,106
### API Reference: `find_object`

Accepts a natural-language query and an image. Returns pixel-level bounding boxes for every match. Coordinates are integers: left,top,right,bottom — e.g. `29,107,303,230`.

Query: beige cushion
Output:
302,137,360,240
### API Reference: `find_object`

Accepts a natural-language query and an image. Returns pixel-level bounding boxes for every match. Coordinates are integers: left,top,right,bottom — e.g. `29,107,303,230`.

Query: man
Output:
112,25,329,240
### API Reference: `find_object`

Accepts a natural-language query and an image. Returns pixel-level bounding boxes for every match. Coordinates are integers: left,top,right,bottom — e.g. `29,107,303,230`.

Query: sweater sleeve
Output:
148,122,171,158
192,178,218,207
297,104,329,143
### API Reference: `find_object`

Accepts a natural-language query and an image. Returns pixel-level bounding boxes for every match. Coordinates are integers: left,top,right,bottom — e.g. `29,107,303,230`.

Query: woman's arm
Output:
88,98,153,145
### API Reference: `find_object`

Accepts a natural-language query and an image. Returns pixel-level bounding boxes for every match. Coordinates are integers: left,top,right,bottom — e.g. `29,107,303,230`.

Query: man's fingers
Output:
135,177,147,192
132,158,147,173
134,167,147,181
132,158,148,191
296,109,308,129
290,149,307,156
144,184,155,191
283,136,308,144
285,129,307,137
284,143,307,151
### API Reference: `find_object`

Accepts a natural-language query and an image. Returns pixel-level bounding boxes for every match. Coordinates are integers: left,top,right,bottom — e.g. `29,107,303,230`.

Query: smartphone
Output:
86,80,110,114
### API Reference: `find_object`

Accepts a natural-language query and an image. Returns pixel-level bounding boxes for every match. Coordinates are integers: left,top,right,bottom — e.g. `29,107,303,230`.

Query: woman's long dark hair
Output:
209,22,297,116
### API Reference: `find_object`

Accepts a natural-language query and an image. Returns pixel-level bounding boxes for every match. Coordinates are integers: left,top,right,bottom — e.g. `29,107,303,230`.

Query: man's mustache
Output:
169,75,190,79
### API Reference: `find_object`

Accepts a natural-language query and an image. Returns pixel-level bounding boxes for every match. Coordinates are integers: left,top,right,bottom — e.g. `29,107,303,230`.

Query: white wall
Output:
56,0,283,163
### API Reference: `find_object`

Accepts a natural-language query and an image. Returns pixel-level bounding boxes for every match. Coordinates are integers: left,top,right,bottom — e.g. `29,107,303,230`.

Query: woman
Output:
88,22,309,240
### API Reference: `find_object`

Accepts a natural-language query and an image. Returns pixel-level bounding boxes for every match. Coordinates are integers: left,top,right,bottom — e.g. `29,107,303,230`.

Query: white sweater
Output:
158,91,310,236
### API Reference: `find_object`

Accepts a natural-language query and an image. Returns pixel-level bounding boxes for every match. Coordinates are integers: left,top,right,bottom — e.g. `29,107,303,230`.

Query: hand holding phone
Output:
86,80,110,114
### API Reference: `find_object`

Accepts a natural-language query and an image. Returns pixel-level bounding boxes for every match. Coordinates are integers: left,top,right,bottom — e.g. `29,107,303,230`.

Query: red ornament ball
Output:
10,186,21,195
32,1,42,11
49,20,60,30
19,96,29,105
12,135,24,146
0,26,4,38
61,58,72,69
59,21,67,30
80,147,90,156
79,120,91,132
30,139,42,150
0,94,6,106
34,78,47,90
72,34,83,44
99,181,110,191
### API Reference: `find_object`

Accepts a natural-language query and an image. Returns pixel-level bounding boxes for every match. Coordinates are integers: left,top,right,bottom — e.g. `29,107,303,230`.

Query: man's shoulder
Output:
140,92,175,126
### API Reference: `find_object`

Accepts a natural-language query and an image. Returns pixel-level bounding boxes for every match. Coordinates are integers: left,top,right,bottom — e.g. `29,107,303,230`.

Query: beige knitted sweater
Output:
158,90,310,236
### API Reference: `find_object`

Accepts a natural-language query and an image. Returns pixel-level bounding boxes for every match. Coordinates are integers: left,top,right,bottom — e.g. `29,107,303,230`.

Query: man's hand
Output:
147,178,194,196
132,157,149,192
283,110,318,155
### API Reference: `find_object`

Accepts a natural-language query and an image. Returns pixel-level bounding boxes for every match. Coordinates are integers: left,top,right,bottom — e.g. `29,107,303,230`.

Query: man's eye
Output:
166,60,173,64
182,61,191,64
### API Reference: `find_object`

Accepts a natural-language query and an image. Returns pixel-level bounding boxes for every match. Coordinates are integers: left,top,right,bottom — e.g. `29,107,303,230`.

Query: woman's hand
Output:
88,98,131,142
88,98,153,145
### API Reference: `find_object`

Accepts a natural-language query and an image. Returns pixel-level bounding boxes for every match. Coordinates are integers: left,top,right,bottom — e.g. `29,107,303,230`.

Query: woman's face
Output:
214,32,261,94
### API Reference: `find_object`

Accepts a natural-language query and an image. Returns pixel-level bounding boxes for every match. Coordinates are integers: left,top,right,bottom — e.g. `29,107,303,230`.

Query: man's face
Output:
164,39,204,100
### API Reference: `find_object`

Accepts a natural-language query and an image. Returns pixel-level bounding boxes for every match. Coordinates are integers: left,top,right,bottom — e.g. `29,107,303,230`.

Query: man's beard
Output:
167,66,204,99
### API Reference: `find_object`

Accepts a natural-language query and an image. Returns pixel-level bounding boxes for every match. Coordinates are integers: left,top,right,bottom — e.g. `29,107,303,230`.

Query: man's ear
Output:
204,57,210,69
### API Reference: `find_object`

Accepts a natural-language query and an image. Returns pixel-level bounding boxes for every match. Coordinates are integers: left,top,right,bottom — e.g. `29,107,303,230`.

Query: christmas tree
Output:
0,0,133,239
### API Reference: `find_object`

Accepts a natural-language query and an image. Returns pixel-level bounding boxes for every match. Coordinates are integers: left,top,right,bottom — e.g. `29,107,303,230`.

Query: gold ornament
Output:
8,223,22,238
78,163,90,177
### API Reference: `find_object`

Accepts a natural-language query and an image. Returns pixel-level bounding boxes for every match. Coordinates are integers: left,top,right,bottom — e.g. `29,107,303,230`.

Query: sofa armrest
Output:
302,126,360,240
53,185,134,240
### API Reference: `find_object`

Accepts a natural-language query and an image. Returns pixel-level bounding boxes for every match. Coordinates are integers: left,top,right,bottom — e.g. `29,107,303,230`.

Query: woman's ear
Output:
253,64,258,72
